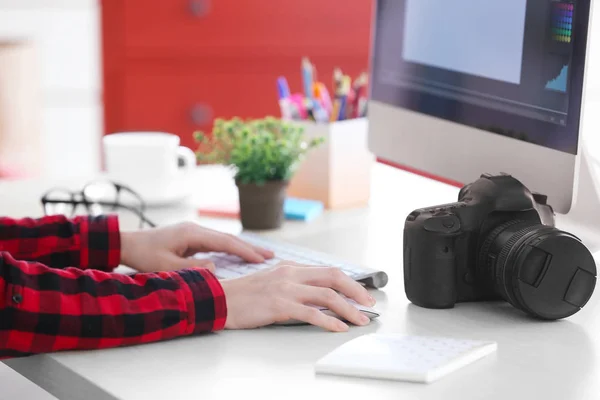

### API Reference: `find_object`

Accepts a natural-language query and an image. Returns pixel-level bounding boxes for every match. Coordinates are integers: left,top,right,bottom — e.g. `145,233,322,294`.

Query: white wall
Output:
0,0,102,179
0,2,101,396
586,3,600,102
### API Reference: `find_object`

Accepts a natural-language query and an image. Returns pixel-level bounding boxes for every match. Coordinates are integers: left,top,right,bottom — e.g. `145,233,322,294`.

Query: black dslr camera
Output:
403,173,597,320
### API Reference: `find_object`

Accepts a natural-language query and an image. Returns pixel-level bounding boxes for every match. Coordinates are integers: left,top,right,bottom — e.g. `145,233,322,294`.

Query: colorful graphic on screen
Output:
546,64,569,92
552,2,573,43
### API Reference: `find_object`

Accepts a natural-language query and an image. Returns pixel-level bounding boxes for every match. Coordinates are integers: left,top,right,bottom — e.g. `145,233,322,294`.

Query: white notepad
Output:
315,333,497,383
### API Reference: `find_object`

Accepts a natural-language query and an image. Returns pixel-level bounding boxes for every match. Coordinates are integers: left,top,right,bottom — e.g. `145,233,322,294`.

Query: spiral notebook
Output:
315,334,497,384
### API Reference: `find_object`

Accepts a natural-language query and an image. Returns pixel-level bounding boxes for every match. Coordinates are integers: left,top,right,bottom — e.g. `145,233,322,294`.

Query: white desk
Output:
2,163,600,400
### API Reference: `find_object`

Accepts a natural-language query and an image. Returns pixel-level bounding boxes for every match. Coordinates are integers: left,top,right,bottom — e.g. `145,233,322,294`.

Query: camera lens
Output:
478,220,597,320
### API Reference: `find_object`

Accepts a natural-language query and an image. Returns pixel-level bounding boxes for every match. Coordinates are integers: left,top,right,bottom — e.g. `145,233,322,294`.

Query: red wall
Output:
101,0,373,150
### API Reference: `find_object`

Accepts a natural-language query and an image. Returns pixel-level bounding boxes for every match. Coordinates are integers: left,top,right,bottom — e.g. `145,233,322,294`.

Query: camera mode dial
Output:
424,215,461,234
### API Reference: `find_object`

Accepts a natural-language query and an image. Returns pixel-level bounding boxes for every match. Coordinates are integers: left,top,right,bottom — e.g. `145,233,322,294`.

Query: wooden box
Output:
287,118,374,209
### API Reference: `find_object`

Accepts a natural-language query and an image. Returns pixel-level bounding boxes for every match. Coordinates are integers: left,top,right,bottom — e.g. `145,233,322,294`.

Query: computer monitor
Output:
367,0,594,216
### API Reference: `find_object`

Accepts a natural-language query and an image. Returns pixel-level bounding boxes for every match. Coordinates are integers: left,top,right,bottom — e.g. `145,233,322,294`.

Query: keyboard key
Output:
236,266,259,274
194,233,388,289
215,269,242,279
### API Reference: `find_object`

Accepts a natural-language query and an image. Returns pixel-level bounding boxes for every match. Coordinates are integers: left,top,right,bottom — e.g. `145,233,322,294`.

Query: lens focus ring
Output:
495,224,553,312
478,220,526,278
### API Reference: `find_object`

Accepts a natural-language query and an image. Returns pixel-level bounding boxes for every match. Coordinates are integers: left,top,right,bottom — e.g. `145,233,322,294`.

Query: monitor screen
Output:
369,0,591,155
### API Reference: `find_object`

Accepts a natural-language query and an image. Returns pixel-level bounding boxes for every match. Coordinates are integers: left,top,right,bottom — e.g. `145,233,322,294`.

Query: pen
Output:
357,73,369,118
312,99,329,123
349,75,360,119
331,68,346,121
290,93,309,120
337,75,352,120
302,57,314,102
277,76,293,120
346,86,357,120
277,76,291,99
314,82,333,116
333,67,343,98
331,99,341,122
338,96,347,121
352,73,368,119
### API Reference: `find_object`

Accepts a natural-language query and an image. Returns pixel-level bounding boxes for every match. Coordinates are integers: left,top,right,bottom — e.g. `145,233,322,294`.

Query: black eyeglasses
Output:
40,180,157,228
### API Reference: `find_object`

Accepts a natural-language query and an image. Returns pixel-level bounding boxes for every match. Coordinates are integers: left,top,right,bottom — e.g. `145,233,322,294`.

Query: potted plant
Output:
194,116,324,230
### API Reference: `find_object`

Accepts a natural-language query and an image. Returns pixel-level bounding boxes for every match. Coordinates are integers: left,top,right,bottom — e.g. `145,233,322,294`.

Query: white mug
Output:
102,131,196,205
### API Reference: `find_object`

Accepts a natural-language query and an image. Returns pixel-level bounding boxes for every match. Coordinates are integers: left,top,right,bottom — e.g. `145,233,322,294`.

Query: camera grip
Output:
404,219,459,309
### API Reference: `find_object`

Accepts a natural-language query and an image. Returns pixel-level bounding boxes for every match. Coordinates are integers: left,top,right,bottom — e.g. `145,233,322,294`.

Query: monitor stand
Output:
555,145,600,256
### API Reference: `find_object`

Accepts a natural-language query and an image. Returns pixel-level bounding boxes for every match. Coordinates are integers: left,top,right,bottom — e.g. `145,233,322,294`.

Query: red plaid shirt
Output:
0,215,227,360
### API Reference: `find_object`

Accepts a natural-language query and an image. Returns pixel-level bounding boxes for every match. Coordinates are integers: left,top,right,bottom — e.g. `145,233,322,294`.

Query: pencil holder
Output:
287,118,374,209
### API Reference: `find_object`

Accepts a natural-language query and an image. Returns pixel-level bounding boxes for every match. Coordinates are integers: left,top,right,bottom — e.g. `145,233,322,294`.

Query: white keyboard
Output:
193,233,389,289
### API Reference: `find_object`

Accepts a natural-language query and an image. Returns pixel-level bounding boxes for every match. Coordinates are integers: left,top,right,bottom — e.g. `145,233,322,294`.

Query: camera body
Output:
403,172,579,314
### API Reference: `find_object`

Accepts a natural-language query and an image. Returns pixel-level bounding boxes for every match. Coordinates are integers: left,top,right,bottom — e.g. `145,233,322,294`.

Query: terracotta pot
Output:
236,180,288,230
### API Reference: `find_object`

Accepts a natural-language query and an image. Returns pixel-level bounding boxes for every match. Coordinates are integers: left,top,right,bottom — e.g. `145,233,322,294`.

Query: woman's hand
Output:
220,262,377,332
120,222,274,273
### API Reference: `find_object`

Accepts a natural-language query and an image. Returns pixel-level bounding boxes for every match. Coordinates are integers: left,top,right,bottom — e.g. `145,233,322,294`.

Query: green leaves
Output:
194,117,324,184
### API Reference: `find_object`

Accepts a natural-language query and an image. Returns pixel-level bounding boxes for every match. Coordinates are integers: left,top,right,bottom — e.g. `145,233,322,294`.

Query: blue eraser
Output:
284,197,324,221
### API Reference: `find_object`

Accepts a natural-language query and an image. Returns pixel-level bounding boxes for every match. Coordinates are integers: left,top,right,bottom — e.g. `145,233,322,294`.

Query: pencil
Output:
331,99,341,122
333,67,343,97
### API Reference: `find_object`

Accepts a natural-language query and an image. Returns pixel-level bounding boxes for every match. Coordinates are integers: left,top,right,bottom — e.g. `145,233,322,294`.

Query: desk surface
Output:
3,163,600,400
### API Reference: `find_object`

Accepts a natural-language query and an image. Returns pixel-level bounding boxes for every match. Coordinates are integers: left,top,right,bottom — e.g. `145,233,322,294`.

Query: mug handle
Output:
177,146,196,174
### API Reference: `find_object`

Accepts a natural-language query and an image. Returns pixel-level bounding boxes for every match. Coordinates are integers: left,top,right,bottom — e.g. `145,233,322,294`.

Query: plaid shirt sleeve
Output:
0,215,227,360
0,215,120,271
